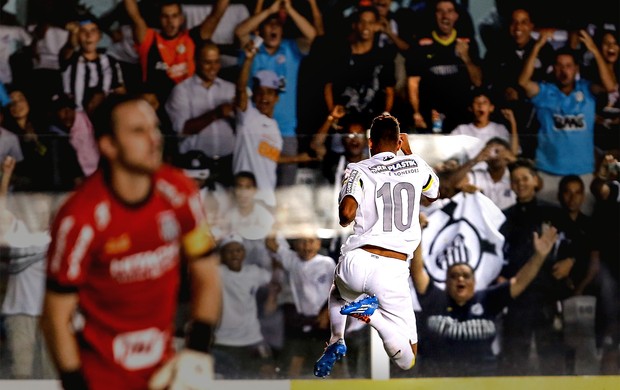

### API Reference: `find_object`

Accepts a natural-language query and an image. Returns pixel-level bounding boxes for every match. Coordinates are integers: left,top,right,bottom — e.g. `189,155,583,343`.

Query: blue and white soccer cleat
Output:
340,295,378,323
314,339,347,378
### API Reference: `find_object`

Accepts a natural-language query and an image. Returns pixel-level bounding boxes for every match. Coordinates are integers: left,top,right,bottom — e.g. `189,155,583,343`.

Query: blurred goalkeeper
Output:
40,94,221,390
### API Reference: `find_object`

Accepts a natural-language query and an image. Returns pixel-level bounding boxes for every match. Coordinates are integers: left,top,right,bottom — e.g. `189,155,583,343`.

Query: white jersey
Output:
215,264,271,346
273,243,335,316
340,151,439,260
233,104,282,207
467,168,516,210
230,202,274,240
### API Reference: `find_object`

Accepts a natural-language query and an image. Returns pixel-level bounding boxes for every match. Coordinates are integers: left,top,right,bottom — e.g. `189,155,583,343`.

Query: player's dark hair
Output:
234,171,257,188
91,93,142,139
369,113,400,148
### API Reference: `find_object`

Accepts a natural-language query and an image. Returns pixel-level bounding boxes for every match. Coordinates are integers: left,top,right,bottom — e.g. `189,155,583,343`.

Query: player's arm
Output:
123,0,148,44
339,195,358,227
509,225,557,298
421,162,440,203
149,245,221,390
150,186,221,390
41,209,95,389
187,251,221,332
338,166,364,226
40,291,87,389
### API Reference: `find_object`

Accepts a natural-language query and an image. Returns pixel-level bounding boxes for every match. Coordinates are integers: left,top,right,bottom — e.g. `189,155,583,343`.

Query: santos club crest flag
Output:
421,191,506,291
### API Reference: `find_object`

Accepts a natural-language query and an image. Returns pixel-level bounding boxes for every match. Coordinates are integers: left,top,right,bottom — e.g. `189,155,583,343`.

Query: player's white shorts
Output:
335,248,418,343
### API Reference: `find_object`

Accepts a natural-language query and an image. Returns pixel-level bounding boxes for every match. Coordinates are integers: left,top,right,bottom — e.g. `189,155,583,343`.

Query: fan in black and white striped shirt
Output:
59,18,126,110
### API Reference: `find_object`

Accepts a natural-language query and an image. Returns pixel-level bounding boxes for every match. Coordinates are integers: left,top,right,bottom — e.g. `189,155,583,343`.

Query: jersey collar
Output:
373,152,396,161
432,29,457,46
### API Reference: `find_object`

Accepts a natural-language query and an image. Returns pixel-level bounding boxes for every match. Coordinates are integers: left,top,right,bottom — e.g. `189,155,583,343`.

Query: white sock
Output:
368,311,416,370
328,284,347,344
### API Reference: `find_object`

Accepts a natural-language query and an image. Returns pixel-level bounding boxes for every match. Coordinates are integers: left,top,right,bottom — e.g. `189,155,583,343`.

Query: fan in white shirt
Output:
450,88,520,160
444,137,518,211
265,231,336,378
213,233,275,378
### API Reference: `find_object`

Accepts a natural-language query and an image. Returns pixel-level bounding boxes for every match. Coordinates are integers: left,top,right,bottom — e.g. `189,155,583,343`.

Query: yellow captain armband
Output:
182,222,216,259
422,175,435,192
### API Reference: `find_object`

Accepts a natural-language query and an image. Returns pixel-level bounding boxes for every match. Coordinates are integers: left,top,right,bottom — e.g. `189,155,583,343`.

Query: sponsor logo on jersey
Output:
104,233,131,255
429,64,459,76
113,327,167,370
258,140,281,162
343,169,361,195
369,159,419,174
168,62,189,78
553,113,586,130
419,37,433,46
109,243,179,283
470,303,484,316
155,60,168,70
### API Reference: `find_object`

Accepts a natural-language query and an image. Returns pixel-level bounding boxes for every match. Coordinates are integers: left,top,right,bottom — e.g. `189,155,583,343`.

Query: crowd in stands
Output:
0,0,618,380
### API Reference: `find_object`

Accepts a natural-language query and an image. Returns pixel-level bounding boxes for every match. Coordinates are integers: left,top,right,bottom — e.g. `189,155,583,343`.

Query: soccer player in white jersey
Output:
314,113,440,377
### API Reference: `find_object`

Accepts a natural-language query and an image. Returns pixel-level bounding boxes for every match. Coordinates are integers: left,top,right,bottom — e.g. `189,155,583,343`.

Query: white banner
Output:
421,191,506,291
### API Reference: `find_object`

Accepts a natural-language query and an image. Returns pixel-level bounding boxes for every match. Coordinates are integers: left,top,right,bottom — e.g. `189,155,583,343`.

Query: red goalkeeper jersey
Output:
47,164,215,389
